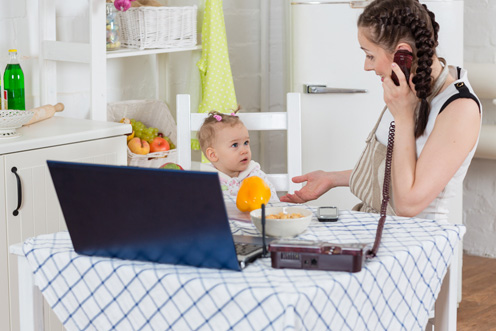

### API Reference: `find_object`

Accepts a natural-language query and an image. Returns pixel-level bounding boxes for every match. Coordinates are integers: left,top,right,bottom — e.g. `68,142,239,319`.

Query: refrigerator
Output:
289,0,464,219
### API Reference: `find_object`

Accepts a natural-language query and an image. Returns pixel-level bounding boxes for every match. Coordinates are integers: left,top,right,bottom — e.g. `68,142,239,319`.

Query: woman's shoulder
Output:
429,66,481,147
432,65,481,116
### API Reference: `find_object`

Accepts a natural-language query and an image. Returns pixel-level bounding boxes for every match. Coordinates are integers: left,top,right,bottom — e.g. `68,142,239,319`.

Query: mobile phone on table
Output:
391,50,413,86
317,206,339,222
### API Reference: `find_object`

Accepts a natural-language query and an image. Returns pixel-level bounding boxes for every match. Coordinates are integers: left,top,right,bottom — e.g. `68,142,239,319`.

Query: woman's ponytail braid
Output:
410,11,436,137
423,3,440,47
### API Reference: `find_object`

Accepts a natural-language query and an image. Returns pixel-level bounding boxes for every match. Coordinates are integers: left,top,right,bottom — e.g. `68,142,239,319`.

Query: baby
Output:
198,111,279,202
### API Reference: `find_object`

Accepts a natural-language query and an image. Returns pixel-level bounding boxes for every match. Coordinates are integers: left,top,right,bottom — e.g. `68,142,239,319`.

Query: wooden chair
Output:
176,93,302,193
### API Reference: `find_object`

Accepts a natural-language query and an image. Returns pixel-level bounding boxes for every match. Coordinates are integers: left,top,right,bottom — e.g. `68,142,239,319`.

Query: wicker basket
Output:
107,100,177,168
118,6,197,50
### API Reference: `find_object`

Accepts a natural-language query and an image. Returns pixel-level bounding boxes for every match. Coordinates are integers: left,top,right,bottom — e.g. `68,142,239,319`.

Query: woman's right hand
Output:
383,62,418,122
280,170,337,204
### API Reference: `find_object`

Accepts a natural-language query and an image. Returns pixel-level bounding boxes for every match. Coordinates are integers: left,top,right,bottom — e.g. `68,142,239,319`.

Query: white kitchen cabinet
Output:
39,0,201,121
1,117,131,331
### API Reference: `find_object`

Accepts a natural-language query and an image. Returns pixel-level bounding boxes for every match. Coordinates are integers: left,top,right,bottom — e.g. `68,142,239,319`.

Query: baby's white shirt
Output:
203,161,279,202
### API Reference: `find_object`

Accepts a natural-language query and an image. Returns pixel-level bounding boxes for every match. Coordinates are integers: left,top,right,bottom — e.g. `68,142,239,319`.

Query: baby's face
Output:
212,123,251,177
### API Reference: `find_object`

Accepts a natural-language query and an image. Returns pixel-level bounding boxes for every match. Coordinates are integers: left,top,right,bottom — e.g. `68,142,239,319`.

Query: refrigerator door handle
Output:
291,1,369,7
304,84,367,94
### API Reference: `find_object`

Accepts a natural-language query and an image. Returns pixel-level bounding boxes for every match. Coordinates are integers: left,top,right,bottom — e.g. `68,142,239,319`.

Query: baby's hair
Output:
197,108,243,154
358,0,439,138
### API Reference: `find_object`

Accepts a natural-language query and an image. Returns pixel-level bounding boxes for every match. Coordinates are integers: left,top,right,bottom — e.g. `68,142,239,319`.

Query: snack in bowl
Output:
266,212,304,219
250,206,312,238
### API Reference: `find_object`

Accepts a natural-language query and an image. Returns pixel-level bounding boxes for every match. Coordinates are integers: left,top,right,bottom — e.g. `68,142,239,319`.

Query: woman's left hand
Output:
382,63,418,122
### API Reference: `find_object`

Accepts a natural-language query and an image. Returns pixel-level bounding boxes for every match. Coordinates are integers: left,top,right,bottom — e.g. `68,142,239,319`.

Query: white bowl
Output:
0,110,34,138
250,206,312,238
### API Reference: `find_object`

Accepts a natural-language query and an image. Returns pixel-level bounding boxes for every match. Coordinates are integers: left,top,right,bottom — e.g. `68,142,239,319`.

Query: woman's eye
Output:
366,55,374,60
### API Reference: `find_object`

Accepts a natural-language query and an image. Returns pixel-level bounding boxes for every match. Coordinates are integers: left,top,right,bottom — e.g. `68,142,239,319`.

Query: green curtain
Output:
197,0,238,114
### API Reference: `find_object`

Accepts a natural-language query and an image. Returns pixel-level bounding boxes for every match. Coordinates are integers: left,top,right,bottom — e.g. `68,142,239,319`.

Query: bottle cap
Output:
8,49,18,53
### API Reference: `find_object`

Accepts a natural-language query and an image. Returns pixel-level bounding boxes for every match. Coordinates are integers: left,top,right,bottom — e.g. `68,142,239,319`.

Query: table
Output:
10,203,464,331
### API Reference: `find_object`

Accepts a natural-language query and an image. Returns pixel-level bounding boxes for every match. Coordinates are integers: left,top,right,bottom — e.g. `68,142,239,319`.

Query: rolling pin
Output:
23,103,65,126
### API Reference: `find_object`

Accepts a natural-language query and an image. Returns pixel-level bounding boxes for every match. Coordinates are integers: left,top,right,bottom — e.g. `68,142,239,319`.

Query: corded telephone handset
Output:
391,50,413,86
368,49,408,256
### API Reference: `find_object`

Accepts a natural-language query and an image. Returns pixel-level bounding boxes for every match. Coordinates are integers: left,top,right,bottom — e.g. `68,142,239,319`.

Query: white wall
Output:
462,0,496,258
1,0,494,257
1,0,39,110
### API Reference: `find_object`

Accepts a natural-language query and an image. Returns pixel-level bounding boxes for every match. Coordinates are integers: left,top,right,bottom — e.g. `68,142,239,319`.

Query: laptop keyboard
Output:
235,243,262,256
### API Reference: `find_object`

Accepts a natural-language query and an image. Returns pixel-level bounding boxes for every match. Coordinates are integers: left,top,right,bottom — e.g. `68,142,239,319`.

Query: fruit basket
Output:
0,110,34,138
118,6,197,50
107,100,177,168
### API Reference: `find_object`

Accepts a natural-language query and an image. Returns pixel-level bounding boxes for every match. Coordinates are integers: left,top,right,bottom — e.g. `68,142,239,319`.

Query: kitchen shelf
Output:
39,0,201,121
106,45,202,59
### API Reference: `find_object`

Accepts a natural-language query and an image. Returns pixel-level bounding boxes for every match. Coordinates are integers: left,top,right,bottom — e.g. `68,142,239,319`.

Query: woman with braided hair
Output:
281,0,481,222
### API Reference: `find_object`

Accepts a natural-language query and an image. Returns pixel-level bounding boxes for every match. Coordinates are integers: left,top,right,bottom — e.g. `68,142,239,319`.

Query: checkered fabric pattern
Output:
23,202,464,331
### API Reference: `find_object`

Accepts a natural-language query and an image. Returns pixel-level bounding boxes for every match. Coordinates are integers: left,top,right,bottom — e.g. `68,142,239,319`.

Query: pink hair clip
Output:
230,112,238,116
213,114,222,121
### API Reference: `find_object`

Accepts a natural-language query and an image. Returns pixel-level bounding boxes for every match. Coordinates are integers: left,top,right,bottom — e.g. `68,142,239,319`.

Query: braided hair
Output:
358,0,440,138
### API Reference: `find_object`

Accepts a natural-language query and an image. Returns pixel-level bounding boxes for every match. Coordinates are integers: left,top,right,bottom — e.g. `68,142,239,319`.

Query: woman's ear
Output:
396,42,413,53
205,147,218,162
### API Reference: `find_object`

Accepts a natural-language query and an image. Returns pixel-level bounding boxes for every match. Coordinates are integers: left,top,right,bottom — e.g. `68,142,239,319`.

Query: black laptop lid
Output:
47,160,241,271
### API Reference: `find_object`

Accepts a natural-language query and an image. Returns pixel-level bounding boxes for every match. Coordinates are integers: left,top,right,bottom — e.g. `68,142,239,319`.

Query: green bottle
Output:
4,49,25,110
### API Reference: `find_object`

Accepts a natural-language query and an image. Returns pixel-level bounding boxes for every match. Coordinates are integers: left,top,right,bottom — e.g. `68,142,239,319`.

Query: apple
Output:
159,162,184,170
149,136,170,153
128,137,150,155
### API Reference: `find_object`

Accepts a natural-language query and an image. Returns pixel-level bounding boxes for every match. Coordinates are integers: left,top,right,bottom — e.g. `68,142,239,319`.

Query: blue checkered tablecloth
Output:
22,202,464,331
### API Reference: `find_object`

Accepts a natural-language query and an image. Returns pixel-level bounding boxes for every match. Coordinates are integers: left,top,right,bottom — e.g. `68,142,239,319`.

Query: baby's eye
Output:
244,140,249,146
231,143,238,148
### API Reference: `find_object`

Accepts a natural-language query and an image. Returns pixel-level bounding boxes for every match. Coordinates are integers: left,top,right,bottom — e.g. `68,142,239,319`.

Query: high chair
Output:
176,93,302,193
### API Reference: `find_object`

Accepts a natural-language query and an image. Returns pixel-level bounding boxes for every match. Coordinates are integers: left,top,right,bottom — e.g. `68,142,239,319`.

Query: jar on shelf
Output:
106,3,121,51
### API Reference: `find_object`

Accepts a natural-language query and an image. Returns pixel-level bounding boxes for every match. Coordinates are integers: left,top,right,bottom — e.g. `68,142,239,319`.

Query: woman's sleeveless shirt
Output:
349,64,481,221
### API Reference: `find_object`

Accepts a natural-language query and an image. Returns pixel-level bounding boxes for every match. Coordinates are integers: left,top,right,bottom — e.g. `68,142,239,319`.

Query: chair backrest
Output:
176,93,302,193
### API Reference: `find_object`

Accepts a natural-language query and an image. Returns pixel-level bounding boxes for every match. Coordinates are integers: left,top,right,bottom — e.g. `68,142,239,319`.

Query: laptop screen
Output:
47,160,242,271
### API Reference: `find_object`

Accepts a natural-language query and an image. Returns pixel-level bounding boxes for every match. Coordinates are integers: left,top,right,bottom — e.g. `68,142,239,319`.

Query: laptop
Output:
47,160,268,271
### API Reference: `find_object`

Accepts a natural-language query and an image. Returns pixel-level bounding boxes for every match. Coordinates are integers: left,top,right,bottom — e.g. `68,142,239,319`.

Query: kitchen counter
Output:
0,116,132,331
0,117,132,155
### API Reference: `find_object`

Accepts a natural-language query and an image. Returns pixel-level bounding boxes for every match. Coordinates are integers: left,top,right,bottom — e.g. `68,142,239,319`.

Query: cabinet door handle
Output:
11,167,22,216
